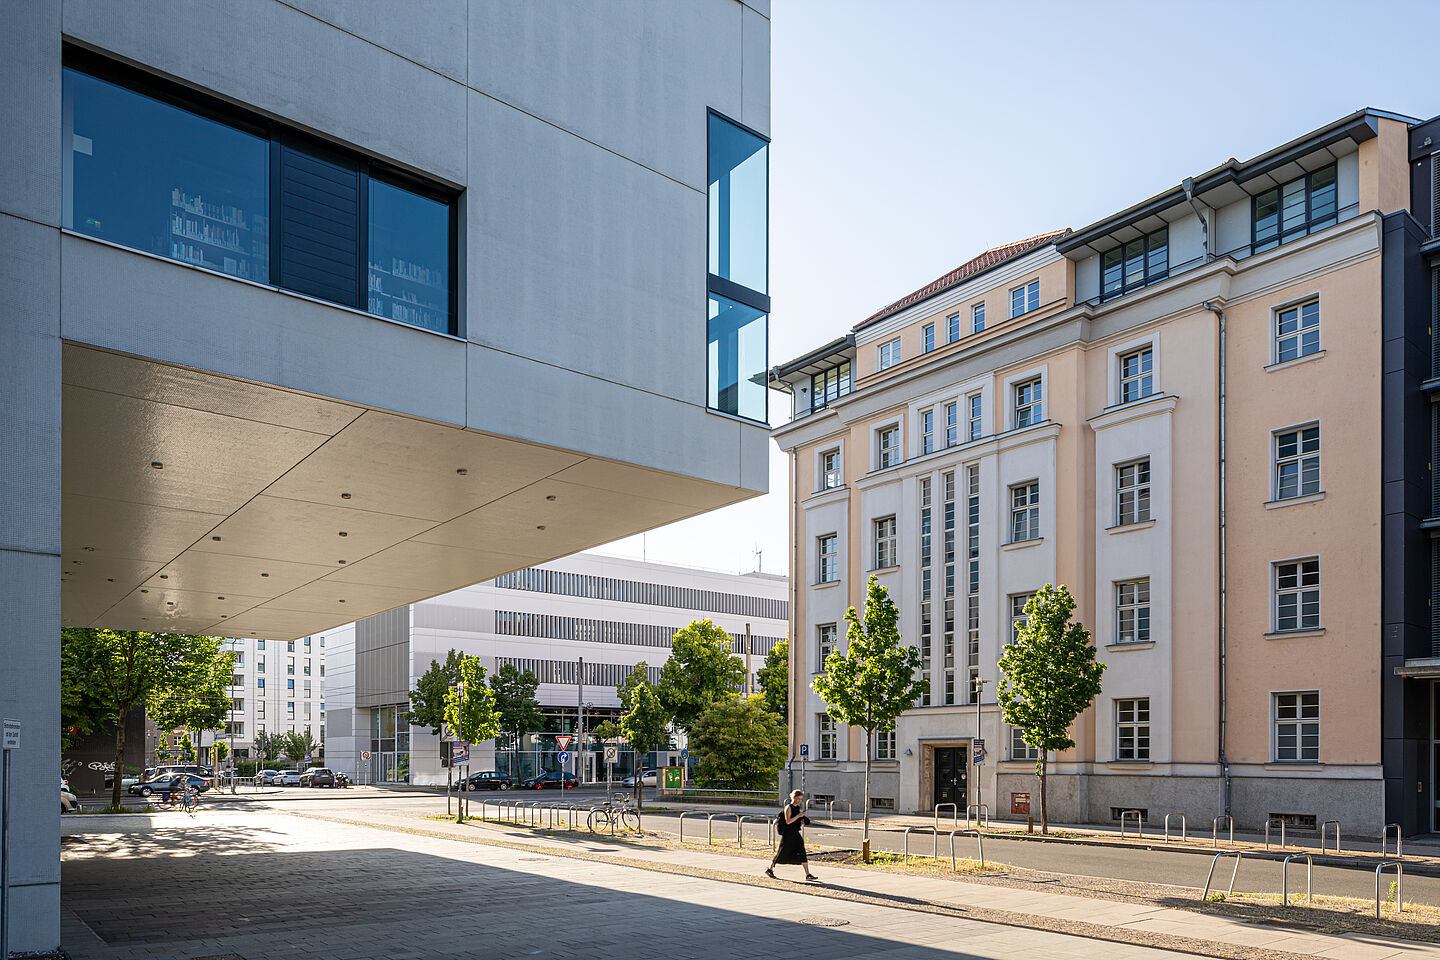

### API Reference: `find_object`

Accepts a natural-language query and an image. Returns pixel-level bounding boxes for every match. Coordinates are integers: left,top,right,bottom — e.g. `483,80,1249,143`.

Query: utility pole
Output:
972,675,987,816
744,623,753,695
576,657,584,782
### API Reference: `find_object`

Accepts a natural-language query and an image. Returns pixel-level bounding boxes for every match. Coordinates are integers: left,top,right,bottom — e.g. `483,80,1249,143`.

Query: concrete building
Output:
773,108,1440,835
321,552,787,786
213,635,327,762
1,3,770,951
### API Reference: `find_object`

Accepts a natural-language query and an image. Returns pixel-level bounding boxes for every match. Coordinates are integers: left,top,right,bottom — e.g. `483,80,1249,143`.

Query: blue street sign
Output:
799,743,809,758
680,749,688,760
557,750,569,764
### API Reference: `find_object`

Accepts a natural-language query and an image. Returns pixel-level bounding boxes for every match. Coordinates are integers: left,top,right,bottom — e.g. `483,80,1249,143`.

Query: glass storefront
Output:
369,704,410,783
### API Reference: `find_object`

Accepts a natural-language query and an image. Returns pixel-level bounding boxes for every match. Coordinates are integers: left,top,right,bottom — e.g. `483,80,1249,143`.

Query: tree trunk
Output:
862,728,872,862
110,707,127,809
1039,755,1048,835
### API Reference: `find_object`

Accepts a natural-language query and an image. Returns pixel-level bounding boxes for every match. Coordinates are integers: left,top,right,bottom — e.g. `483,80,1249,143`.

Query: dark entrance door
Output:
934,746,968,809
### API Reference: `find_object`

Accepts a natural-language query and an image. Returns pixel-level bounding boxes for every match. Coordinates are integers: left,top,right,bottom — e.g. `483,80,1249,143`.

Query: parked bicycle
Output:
587,798,640,834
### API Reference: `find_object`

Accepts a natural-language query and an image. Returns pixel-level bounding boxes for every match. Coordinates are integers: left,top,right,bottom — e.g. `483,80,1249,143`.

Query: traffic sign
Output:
361,750,371,760
441,723,458,742
798,743,809,758
603,744,619,765
557,750,569,764
2,719,19,750
680,749,688,760
555,735,572,751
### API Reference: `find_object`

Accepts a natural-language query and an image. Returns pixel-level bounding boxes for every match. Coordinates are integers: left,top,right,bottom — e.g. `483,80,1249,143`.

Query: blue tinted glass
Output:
64,69,269,283
368,180,451,333
708,293,767,422
708,114,768,294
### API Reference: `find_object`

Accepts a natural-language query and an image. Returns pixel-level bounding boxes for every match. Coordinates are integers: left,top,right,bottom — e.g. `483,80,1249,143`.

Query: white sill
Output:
1265,492,1325,509
868,564,901,574
1106,519,1157,534
1263,762,1324,770
1263,628,1325,641
1103,762,1154,770
1104,641,1157,652
812,580,841,589
1002,537,1044,551
1264,350,1325,373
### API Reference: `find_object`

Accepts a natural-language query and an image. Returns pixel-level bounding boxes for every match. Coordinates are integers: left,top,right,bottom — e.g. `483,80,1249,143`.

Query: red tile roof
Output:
854,228,1072,331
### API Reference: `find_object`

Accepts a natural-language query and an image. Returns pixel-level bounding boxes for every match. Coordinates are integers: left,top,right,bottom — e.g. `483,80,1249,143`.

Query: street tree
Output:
61,627,232,809
590,720,621,741
444,656,501,822
997,583,1106,834
619,680,668,810
755,637,788,721
811,576,924,859
149,636,234,769
689,694,787,791
409,648,464,735
214,741,229,766
280,730,318,767
252,730,284,763
177,732,195,762
616,661,651,712
490,662,543,764
657,619,744,733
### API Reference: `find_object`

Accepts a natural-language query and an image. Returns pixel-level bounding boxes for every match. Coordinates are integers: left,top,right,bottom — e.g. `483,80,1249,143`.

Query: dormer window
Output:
811,361,852,410
1101,228,1168,301
1253,165,1337,253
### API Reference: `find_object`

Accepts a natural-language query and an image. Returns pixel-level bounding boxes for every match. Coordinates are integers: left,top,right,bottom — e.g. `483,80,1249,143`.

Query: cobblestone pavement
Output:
63,809,1207,960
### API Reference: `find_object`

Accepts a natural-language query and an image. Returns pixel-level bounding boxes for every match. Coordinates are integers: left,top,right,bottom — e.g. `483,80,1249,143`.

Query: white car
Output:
276,770,303,786
61,786,79,813
621,770,657,787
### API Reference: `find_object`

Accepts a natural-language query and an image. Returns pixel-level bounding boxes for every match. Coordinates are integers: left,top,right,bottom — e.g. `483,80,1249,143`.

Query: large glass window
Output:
708,112,769,421
1275,424,1321,500
1101,228,1168,300
368,180,451,334
811,361,852,410
1275,558,1321,631
1254,165,1338,252
64,67,270,283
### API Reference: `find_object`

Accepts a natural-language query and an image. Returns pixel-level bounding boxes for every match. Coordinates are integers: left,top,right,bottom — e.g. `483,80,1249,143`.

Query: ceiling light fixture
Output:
260,572,269,578
211,536,222,542
106,578,115,583
140,589,149,594
159,574,168,579
217,596,225,601
546,495,557,502
340,492,352,500
337,559,347,564
536,525,546,531
151,462,163,469
83,546,95,551
456,468,468,476
338,531,348,537
338,599,346,603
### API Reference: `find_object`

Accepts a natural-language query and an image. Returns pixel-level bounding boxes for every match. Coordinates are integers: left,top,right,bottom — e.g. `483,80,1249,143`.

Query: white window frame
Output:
971,301,985,334
947,313,960,343
1115,578,1151,644
1273,422,1321,501
945,402,958,447
1115,697,1150,761
816,623,837,673
1274,297,1320,364
1009,725,1038,761
967,393,983,441
817,534,839,584
920,408,935,455
878,337,901,370
818,713,838,760
874,725,897,761
1009,481,1040,543
874,515,897,569
1273,691,1320,762
1013,377,1043,428
1119,346,1154,403
1273,557,1320,631
922,323,935,353
1115,458,1151,526
1009,278,1040,318
1009,592,1035,642
820,447,842,490
877,424,902,469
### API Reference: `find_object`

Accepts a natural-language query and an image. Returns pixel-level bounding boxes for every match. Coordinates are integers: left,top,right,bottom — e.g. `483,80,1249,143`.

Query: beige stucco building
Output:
773,108,1440,834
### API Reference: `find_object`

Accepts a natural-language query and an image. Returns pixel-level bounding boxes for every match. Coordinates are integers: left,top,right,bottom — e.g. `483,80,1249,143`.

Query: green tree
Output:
997,584,1106,834
150,637,235,772
409,648,464,736
280,730,318,767
177,732,195,762
445,656,501,822
619,680,668,810
214,741,230,766
490,662,544,753
61,628,231,809
657,620,744,733
616,661,651,713
812,576,924,857
755,637,789,721
252,730,283,763
689,694,787,791
590,720,622,741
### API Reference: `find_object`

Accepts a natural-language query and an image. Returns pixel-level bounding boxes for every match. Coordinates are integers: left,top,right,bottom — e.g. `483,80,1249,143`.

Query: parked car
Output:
128,773,210,799
522,771,578,790
275,770,303,786
256,769,282,785
61,785,78,813
621,770,657,787
299,768,336,787
463,771,513,791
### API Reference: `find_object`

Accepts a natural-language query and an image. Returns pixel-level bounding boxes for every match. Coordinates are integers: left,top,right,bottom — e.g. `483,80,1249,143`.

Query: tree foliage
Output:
177,732,195,762
61,628,232,809
252,730,284,762
489,662,543,750
616,662,650,713
619,680,669,810
280,730,318,766
996,583,1106,833
590,720,621,741
409,648,464,736
148,638,234,737
657,619,743,733
811,576,925,848
444,655,501,746
689,694,787,791
755,637,788,721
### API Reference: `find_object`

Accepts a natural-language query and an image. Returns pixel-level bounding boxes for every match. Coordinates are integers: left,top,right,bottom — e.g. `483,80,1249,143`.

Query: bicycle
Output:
587,798,640,834
164,787,201,815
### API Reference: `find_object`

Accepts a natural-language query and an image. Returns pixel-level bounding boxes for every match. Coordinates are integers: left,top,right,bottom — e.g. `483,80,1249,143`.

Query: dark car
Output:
128,773,210,799
299,768,336,787
522,771,578,790
463,771,513,791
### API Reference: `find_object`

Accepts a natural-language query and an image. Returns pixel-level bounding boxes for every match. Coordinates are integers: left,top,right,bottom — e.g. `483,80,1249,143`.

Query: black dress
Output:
774,803,808,864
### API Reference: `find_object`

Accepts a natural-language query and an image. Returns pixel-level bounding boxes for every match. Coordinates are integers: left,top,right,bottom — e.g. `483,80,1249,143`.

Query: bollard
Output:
1381,823,1402,859
1376,861,1402,917
1263,818,1286,851
1211,815,1233,848
1163,813,1186,842
1119,810,1143,839
1281,854,1311,907
1319,820,1340,855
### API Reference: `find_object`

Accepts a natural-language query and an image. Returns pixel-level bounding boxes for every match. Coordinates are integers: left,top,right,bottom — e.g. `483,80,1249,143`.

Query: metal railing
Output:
1119,810,1143,839
1382,823,1403,859
950,828,985,870
1164,813,1186,842
738,815,774,850
707,812,741,846
1263,818,1286,851
829,799,853,821
1282,854,1311,907
934,802,957,830
1212,815,1234,848
678,811,707,844
1319,820,1340,855
1376,861,1403,917
965,803,989,828
1201,851,1243,900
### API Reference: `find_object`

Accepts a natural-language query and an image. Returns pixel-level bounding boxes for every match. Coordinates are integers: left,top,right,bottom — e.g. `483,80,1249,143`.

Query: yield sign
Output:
555,735,572,751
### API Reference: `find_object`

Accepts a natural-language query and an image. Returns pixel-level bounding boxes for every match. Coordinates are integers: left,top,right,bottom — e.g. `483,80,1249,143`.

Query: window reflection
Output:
368,180,451,333
708,115,768,295
708,293,767,422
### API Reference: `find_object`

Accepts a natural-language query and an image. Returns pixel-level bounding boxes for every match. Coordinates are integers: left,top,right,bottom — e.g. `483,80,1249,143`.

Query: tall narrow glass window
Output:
368,180,451,333
708,113,769,421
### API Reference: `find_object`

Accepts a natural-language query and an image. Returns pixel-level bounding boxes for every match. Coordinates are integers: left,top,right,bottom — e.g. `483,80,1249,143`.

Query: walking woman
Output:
766,789,817,881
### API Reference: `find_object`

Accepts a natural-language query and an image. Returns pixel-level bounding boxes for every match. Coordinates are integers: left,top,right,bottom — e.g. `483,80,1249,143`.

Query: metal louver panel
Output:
1433,539,1440,657
1432,268,1440,380
1432,153,1440,237
276,140,361,308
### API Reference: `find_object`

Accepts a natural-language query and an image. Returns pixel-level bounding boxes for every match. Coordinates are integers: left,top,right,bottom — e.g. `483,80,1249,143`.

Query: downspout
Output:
787,446,799,801
1183,177,1213,261
1202,300,1231,818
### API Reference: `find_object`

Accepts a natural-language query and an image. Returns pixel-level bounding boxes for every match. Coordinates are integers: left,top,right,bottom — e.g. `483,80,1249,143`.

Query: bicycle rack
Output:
1212,815,1234,848
707,812,740,846
1201,851,1243,900
903,825,942,862
479,798,496,822
1282,854,1311,906
1381,823,1402,859
947,828,984,869
678,811,706,844
738,815,771,849
1119,810,1143,839
1318,820,1339,855
1264,818,1286,851
1376,861,1403,917
829,799,853,821
934,802,957,833
1164,813,1186,842
965,803,990,829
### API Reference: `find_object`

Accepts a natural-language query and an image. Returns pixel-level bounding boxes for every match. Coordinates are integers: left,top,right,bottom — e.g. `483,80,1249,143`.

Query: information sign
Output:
1,719,18,750
452,742,470,765
798,743,809,758
972,738,986,765
361,750,371,760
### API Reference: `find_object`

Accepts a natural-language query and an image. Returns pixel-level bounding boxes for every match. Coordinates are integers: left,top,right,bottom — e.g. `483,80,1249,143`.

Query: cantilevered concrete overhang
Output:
61,344,758,641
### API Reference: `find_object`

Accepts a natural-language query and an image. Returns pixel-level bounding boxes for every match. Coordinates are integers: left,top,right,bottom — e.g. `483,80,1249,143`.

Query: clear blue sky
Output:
600,0,1436,577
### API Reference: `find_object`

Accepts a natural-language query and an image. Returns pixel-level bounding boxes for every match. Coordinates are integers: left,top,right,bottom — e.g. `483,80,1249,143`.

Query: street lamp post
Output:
972,675,987,817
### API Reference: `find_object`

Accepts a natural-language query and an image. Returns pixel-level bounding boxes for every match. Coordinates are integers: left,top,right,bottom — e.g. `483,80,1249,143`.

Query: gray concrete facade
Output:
0,2,769,951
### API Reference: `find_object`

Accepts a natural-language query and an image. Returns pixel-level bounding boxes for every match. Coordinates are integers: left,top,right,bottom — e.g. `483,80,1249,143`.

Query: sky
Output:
599,0,1438,577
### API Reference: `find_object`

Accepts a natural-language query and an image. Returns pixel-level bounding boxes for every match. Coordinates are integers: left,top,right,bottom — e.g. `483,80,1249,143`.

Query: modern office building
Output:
1,3,770,951
322,552,787,785
773,108,1440,835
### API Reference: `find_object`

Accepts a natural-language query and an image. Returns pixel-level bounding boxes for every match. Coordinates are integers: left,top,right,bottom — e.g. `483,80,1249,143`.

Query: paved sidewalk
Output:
328,808,1440,960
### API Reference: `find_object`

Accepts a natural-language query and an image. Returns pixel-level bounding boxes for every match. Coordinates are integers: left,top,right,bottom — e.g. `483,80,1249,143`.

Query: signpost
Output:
2,718,20,960
557,750,569,766
798,742,808,794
